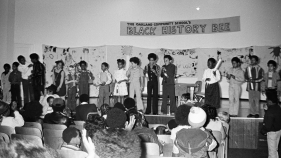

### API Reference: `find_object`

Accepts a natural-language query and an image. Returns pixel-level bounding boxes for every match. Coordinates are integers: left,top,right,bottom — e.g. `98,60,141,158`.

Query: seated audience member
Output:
46,96,54,114
0,100,11,116
218,111,230,124
261,96,281,158
128,110,163,154
0,100,24,129
43,98,72,127
203,105,226,139
154,125,170,135
9,101,19,117
106,108,135,131
180,93,193,106
167,119,178,131
40,84,60,117
0,140,58,158
61,127,82,151
84,115,106,138
75,94,97,121
21,101,43,123
124,97,137,111
173,107,217,157
170,104,192,142
98,103,111,119
82,128,141,158
114,102,126,112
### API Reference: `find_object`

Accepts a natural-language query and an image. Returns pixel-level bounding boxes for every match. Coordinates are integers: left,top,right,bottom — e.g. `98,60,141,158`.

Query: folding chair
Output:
0,132,10,143
69,125,83,131
86,112,99,120
148,124,166,129
74,121,85,126
15,127,42,138
23,122,42,132
43,129,64,138
57,150,88,158
157,135,173,144
209,131,223,158
141,142,160,156
0,125,15,138
11,134,43,147
43,129,64,149
43,123,67,130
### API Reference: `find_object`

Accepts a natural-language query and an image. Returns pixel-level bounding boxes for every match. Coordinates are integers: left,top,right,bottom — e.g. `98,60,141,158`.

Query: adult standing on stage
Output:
53,60,66,99
30,53,45,101
17,55,34,104
144,53,161,115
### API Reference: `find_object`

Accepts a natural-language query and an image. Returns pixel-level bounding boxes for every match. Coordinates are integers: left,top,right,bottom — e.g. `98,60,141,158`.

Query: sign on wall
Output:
120,16,240,36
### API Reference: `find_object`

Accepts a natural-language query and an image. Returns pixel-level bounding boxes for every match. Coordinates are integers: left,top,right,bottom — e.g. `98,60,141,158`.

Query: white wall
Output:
13,0,281,57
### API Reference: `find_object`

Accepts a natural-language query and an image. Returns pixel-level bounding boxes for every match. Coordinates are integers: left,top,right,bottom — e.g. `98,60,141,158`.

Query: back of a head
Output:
0,140,58,158
218,111,230,123
106,108,127,129
22,101,43,122
114,102,126,111
62,127,79,144
0,100,10,117
175,104,191,126
100,104,111,116
93,128,141,158
202,105,218,121
79,94,89,103
124,97,136,110
52,98,65,112
167,119,178,130
85,115,106,138
127,110,148,128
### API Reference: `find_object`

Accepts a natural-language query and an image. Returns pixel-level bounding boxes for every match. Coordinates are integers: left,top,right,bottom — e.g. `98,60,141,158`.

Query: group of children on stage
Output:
1,52,279,117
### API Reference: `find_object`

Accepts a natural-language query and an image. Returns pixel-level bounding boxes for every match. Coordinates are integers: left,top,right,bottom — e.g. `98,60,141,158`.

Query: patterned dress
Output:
113,69,128,96
54,70,66,96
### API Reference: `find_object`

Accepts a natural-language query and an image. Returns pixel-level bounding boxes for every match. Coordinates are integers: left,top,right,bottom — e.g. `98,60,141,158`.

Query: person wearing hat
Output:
43,98,72,127
53,60,66,99
39,84,60,117
172,107,217,157
61,127,82,151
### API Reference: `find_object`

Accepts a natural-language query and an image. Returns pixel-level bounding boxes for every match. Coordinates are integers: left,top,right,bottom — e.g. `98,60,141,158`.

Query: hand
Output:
82,129,96,157
124,115,135,131
205,78,211,81
213,71,216,76
262,91,265,96
57,87,61,92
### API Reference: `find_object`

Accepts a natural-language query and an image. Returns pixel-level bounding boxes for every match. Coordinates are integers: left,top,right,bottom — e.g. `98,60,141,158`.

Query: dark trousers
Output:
11,84,22,107
33,84,44,101
67,86,77,111
146,81,159,114
161,84,176,113
22,79,34,104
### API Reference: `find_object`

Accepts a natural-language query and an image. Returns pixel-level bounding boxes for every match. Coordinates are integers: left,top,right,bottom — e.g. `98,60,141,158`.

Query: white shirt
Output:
202,68,221,84
268,72,273,88
1,111,24,129
39,94,60,117
18,62,33,80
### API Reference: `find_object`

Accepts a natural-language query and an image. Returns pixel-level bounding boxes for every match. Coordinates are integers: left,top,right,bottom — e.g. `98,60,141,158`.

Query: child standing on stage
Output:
77,61,94,96
202,58,221,108
113,59,128,103
161,55,176,115
261,60,280,105
0,64,11,104
126,57,144,112
226,57,245,117
245,55,264,118
9,62,22,108
65,65,78,111
144,53,161,115
17,55,34,104
97,62,112,107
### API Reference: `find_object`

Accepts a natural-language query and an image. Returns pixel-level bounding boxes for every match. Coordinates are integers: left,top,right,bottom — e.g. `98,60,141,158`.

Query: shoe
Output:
254,114,260,118
144,112,151,115
247,114,254,118
230,115,238,117
152,113,158,115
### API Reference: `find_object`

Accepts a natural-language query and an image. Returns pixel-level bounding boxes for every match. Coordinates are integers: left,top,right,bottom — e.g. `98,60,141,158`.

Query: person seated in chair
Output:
75,94,97,121
43,98,72,127
61,127,82,151
0,100,24,130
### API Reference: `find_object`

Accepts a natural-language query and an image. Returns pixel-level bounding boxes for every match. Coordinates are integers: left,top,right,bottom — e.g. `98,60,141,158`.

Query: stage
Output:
145,114,266,150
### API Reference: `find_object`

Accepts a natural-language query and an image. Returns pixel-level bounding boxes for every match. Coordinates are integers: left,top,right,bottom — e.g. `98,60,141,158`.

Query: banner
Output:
120,16,240,36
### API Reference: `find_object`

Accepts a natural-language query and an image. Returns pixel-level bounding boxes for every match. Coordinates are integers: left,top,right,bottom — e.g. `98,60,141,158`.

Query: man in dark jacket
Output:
43,98,72,127
75,94,97,121
261,96,281,158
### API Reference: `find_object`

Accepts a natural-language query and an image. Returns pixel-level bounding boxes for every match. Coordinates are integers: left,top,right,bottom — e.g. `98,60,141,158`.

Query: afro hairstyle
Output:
117,59,125,65
231,57,241,63
29,53,39,60
106,108,127,129
148,53,157,60
129,57,140,65
267,60,277,68
175,104,191,126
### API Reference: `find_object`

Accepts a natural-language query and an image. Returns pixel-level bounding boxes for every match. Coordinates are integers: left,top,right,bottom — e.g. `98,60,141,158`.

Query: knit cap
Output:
188,107,206,128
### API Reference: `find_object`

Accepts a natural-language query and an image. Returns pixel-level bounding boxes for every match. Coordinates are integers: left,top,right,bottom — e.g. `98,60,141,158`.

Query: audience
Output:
98,103,111,119
261,96,281,158
0,100,24,130
82,128,141,158
84,114,106,138
0,140,58,158
43,98,72,127
46,96,54,114
61,127,82,151
75,94,97,121
173,107,217,157
129,110,163,154
114,102,126,111
21,101,43,123
39,84,60,117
